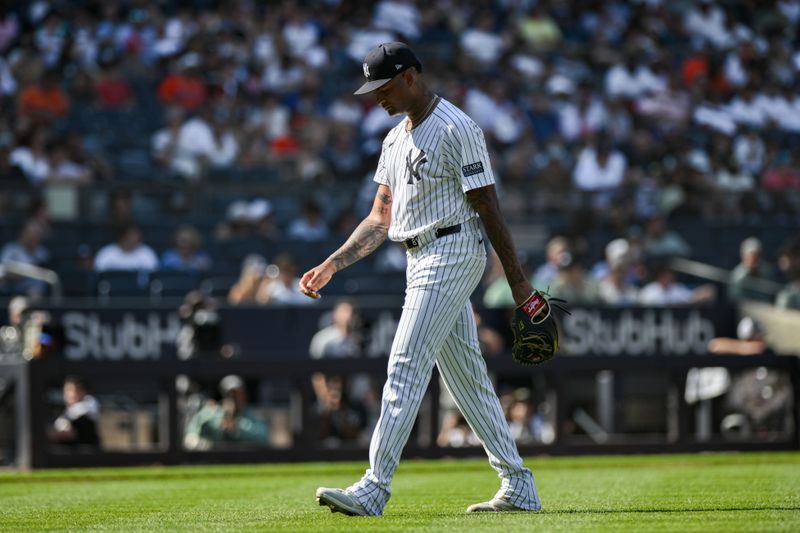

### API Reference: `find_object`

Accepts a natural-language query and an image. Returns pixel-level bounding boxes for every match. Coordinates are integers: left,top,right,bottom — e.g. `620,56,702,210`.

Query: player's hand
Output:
299,261,335,300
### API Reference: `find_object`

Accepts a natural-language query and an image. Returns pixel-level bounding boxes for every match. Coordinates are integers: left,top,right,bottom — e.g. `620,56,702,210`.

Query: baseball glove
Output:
511,290,568,366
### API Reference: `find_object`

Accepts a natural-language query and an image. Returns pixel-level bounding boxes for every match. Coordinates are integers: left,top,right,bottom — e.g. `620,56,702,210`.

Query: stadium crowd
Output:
0,0,798,309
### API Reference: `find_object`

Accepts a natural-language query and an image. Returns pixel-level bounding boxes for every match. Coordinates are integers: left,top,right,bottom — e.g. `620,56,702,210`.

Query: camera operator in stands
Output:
775,237,800,310
47,376,100,450
183,374,268,450
176,290,221,360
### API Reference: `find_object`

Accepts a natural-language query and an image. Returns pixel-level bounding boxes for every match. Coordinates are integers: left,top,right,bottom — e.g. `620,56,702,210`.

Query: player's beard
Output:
379,98,402,116
381,104,399,116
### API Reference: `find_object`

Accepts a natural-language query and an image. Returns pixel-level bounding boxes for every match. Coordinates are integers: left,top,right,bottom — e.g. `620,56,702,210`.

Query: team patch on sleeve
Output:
462,161,485,177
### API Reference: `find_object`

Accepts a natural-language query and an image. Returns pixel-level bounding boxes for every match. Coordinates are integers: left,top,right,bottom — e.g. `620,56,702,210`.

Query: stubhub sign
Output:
562,308,717,356
61,310,181,361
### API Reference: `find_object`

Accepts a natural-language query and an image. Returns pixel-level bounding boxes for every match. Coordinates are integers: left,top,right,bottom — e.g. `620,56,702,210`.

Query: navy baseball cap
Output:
354,42,422,95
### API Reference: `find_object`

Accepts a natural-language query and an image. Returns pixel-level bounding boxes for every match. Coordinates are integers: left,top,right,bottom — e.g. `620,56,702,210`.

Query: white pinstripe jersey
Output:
373,97,495,242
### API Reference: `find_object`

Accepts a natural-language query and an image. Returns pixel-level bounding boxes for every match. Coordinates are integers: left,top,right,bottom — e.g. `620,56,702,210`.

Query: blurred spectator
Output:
374,241,407,273
599,259,639,306
9,127,50,184
549,252,601,304
183,375,268,450
521,93,558,145
635,73,691,125
709,316,768,356
152,106,239,180
228,254,268,306
25,194,52,236
95,60,134,109
775,237,800,310
474,306,505,358
18,68,69,124
283,7,323,58
241,91,291,165
604,53,666,100
157,53,207,111
639,263,715,306
312,374,367,446
108,189,134,227
161,225,212,272
258,253,314,305
713,159,756,216
733,128,766,176
287,199,329,242
572,135,627,210
437,410,480,447
557,82,608,143
591,238,630,281
249,198,281,242
47,376,100,449
93,223,159,272
250,91,290,140
596,239,639,306
460,12,507,67
151,106,187,175
728,237,774,303
323,125,364,180
214,200,253,242
517,5,562,51
1,219,49,267
508,396,536,444
373,0,421,40
1,220,50,296
307,298,378,445
0,6,19,53
261,51,304,94
724,364,793,438
203,107,240,170
47,144,93,185
327,91,363,126
641,215,692,258
176,290,222,361
532,236,570,289
482,249,535,309
761,149,800,193
0,296,28,359
331,209,360,241
482,250,513,308
309,299,362,359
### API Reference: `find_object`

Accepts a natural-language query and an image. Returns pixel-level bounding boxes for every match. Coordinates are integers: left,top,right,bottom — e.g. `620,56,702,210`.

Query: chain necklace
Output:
407,94,439,131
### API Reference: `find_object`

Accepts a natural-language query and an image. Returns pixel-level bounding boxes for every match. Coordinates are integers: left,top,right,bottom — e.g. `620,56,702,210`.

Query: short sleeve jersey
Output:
373,97,495,242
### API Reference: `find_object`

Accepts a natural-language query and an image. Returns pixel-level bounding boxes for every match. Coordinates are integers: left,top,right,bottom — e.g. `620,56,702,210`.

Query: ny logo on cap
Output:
363,63,370,78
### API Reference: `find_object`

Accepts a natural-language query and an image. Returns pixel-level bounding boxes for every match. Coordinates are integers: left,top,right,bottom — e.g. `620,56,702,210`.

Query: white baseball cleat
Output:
466,497,540,513
316,487,369,516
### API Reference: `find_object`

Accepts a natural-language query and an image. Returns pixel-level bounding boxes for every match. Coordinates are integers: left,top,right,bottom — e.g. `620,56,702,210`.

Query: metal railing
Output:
0,261,62,303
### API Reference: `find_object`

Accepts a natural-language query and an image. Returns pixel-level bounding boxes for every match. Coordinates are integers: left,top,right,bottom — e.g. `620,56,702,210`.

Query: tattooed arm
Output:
299,185,392,298
328,185,392,271
466,184,533,306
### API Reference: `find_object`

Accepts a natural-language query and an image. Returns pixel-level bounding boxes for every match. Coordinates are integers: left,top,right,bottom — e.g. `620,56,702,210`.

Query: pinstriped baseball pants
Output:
347,218,540,515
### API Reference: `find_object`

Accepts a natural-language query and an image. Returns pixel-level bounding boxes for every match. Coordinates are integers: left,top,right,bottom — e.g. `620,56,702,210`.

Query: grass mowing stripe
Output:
1,452,798,532
3,451,799,483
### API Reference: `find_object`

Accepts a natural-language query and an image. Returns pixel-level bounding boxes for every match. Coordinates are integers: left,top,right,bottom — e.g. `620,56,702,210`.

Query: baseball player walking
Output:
300,42,541,515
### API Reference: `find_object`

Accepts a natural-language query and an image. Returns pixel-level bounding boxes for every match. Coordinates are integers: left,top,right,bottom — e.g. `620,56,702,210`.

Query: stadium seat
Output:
200,275,238,298
94,271,151,298
149,270,201,299
340,273,406,296
58,270,94,297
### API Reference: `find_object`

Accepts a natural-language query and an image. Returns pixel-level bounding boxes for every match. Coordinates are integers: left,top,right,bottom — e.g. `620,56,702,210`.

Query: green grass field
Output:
1,452,799,532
